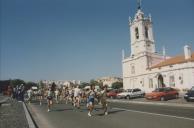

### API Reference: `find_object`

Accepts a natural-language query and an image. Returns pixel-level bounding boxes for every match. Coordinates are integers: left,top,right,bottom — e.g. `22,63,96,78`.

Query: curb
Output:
23,102,37,128
107,99,194,108
0,96,9,106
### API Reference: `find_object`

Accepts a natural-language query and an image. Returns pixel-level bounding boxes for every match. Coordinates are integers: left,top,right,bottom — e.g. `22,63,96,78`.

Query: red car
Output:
107,89,123,99
145,87,179,101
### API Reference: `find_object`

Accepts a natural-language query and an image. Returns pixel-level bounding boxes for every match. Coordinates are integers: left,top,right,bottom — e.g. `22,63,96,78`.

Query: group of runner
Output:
27,84,108,116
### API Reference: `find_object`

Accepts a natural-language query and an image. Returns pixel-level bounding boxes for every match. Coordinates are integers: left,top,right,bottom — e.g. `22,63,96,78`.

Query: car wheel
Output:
160,96,165,101
126,96,130,100
175,94,179,99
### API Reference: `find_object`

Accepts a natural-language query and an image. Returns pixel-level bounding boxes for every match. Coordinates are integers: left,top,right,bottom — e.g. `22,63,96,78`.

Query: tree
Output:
79,82,90,89
38,80,45,89
90,79,103,88
112,82,123,89
10,79,25,87
25,82,38,90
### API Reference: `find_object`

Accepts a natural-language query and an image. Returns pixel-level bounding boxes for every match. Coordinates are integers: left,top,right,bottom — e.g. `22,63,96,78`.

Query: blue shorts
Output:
88,97,94,103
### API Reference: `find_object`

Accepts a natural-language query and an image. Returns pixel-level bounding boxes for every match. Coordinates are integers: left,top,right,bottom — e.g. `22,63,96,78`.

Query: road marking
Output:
112,107,194,121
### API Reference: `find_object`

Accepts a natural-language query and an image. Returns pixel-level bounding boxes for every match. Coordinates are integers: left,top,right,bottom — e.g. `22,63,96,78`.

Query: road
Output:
27,100,194,128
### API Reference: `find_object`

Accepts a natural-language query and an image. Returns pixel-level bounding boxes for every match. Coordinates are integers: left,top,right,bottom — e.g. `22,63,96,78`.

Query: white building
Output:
96,77,123,87
122,2,194,92
42,80,81,87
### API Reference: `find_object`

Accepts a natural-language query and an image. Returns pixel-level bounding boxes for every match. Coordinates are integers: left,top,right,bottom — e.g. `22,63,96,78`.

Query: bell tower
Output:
129,0,155,56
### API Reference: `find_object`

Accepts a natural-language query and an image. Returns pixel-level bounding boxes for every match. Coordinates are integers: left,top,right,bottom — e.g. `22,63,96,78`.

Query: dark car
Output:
184,86,194,102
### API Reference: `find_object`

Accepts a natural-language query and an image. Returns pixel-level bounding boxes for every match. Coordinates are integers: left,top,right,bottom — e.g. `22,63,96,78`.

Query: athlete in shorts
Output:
73,86,81,108
27,88,32,104
100,86,108,115
87,85,96,117
54,88,59,104
37,88,44,106
47,88,53,112
64,87,69,104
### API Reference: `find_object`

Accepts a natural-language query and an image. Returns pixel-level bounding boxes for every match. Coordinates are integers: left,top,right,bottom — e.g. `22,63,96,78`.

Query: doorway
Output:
158,74,165,88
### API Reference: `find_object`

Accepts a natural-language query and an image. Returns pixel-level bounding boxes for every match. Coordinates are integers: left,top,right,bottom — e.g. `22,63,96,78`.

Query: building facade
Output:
42,80,81,87
96,77,123,87
122,2,194,92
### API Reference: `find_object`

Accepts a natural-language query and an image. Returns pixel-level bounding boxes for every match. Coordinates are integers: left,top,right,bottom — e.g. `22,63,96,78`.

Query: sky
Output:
0,0,194,82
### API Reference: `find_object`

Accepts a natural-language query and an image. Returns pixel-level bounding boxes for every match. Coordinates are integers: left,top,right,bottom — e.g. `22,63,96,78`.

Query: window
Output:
169,75,175,87
149,78,153,88
131,65,135,74
179,74,183,85
140,79,144,87
135,27,139,39
145,26,149,39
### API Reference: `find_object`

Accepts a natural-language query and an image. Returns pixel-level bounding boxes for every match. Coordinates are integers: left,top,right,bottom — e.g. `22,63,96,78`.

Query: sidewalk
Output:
0,97,29,128
107,97,194,108
0,95,9,106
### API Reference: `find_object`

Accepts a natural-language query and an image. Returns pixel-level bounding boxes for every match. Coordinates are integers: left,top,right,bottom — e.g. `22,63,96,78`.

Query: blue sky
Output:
1,0,194,82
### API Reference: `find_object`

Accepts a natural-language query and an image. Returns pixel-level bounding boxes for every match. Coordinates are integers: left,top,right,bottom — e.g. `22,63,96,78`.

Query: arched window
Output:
135,27,139,39
145,26,149,38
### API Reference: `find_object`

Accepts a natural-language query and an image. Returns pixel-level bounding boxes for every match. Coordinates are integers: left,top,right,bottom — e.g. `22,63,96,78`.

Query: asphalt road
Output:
27,100,194,128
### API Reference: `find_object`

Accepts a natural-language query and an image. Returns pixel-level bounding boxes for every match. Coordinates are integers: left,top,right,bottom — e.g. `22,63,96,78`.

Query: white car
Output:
117,88,145,99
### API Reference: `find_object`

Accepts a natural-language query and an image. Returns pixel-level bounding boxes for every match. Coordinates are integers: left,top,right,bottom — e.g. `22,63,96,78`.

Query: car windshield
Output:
127,89,132,92
191,87,194,91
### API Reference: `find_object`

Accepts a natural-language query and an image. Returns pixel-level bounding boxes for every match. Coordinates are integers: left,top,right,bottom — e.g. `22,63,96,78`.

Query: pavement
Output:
107,93,194,108
0,94,10,106
0,98,29,128
27,100,194,128
107,98,194,108
0,93,36,128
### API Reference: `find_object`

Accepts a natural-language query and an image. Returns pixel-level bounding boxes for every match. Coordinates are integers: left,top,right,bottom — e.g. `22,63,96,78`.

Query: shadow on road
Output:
96,109,125,116
52,108,74,111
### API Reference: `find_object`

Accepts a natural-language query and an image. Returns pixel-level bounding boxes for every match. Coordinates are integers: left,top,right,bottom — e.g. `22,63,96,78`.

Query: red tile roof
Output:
150,52,194,69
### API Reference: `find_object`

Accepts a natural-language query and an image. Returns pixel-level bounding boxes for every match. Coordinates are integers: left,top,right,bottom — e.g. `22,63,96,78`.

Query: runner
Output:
37,88,44,106
46,87,53,112
64,87,69,104
54,88,59,104
73,86,81,109
87,85,96,117
100,85,108,115
69,88,74,105
27,88,33,104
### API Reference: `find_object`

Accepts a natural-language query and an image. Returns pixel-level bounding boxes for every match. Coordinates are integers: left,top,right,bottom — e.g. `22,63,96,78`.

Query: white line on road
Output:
112,107,194,121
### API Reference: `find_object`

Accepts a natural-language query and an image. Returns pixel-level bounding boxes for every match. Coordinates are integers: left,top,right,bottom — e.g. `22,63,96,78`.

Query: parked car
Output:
117,88,145,99
184,86,194,102
107,89,123,99
145,87,179,101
